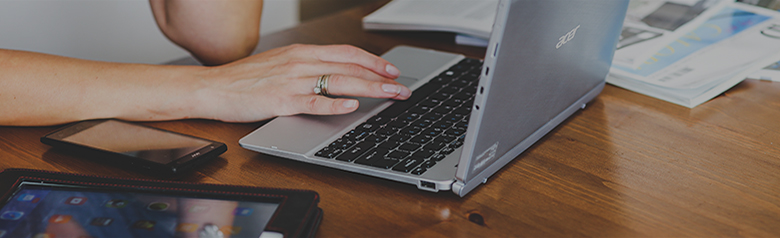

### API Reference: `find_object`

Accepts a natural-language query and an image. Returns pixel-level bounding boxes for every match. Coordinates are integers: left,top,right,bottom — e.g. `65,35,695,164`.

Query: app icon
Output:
175,223,199,233
234,207,253,216
17,194,40,203
187,205,210,213
49,215,72,224
131,220,156,230
0,211,24,220
65,197,87,205
32,233,54,238
90,217,113,226
104,199,128,208
220,226,242,235
147,202,170,211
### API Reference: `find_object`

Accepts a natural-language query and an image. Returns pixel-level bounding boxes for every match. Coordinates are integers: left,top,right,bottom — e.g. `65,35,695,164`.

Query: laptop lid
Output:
453,0,628,195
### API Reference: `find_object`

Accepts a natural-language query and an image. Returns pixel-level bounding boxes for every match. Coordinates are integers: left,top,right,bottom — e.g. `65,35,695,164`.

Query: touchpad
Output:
396,76,419,88
381,46,462,83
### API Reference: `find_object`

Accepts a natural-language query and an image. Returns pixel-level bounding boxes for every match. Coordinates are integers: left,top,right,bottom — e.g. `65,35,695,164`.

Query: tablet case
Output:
0,168,322,238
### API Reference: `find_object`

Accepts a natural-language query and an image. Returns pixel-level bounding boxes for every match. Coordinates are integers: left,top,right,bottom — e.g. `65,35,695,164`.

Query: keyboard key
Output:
412,150,435,159
420,160,437,168
450,79,471,88
336,141,374,162
423,142,446,151
453,91,474,100
364,135,384,143
398,143,421,152
430,92,452,101
316,147,341,159
408,106,431,114
440,86,461,94
432,153,448,161
421,127,444,137
430,76,455,85
454,107,471,116
450,140,464,148
368,156,402,169
355,148,395,168
386,120,407,130
409,135,433,144
367,115,391,125
409,119,432,128
375,128,397,137
418,100,440,108
434,134,456,143
387,150,410,160
431,122,449,129
397,112,421,122
352,131,370,141
377,140,400,149
410,167,427,175
446,128,466,136
356,122,379,132
392,158,424,172
399,126,422,136
388,134,411,144
420,112,442,121
433,105,456,114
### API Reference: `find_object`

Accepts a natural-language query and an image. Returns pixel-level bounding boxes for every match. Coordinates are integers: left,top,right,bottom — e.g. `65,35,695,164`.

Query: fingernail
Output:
343,100,357,108
382,84,401,94
385,64,400,76
399,87,411,98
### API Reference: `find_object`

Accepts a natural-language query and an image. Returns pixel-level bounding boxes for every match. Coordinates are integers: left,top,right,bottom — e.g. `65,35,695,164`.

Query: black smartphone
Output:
41,119,227,176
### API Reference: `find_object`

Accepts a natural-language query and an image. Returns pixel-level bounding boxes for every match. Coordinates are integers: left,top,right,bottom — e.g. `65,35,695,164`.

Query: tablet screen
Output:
0,183,279,238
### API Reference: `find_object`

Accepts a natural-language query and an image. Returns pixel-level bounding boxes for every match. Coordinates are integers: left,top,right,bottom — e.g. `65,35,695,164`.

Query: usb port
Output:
420,181,436,190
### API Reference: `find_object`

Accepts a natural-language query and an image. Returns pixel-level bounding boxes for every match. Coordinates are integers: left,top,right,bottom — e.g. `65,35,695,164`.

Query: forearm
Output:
1,44,411,127
150,0,263,66
0,49,207,126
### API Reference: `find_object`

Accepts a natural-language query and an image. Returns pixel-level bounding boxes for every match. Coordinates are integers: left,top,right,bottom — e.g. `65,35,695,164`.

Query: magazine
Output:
747,60,780,81
742,0,780,81
362,0,498,40
608,2,780,107
614,0,732,68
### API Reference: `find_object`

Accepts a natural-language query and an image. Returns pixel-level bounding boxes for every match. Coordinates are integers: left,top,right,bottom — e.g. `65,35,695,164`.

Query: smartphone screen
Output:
56,120,215,165
0,182,279,238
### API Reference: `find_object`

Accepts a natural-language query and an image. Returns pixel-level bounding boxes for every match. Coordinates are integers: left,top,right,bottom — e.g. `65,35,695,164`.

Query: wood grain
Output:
1,1,778,237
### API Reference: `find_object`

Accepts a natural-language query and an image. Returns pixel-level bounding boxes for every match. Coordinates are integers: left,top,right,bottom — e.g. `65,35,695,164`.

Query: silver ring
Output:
314,74,330,96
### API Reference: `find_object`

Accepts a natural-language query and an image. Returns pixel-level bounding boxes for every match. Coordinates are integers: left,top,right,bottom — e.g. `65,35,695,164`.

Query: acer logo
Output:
556,25,581,49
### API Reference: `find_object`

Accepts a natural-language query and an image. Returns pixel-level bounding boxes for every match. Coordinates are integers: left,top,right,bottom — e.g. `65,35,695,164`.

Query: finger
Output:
291,44,401,79
290,95,359,115
285,61,391,82
322,74,411,100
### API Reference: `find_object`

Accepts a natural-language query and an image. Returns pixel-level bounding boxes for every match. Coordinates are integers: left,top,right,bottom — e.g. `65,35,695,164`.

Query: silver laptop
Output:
240,0,628,197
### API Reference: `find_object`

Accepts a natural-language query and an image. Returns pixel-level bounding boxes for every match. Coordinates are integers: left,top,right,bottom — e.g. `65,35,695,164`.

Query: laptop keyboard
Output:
315,58,482,175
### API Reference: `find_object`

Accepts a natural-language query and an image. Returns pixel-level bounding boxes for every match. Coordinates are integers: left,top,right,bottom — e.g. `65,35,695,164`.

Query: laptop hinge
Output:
452,181,466,197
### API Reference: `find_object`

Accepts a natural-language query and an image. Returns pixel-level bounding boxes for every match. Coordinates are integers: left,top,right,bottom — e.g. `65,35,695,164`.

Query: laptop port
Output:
420,181,436,191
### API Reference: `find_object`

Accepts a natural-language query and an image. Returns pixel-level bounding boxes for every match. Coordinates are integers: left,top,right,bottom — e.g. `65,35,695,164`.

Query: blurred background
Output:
0,0,381,64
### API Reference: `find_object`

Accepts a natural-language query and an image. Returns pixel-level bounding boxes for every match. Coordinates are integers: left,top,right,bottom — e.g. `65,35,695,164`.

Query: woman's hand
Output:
192,44,412,123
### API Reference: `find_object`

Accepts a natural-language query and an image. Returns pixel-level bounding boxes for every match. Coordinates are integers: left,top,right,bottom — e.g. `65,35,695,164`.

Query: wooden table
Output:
2,2,779,237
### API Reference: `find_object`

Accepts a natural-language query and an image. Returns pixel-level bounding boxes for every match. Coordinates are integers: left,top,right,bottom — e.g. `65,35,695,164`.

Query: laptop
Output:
240,0,628,197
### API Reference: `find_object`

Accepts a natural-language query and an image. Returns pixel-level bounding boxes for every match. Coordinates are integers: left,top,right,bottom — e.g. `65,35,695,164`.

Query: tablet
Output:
0,169,322,238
